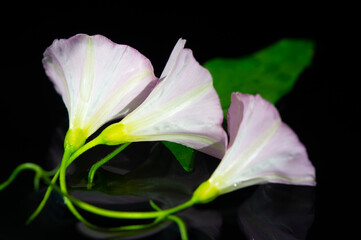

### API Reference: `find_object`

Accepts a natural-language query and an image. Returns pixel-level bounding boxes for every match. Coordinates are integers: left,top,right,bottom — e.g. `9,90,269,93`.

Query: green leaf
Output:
204,38,315,114
162,141,195,172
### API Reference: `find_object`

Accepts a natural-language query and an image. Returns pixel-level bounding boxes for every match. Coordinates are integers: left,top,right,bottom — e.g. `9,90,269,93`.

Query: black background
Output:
0,4,344,240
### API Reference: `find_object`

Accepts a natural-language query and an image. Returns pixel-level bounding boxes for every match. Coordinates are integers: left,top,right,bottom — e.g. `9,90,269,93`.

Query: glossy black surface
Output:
1,5,336,240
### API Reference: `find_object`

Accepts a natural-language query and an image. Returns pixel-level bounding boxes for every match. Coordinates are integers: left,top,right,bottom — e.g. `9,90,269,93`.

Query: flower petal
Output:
209,93,315,194
118,39,227,158
43,34,157,137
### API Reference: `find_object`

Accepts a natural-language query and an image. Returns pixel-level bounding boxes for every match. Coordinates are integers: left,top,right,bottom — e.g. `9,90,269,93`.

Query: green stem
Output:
4,159,196,221
1,163,166,232
167,215,188,240
78,197,195,219
88,142,131,188
26,137,102,224
58,139,132,226
59,149,71,201
68,136,103,166
2,162,194,239
59,148,97,227
26,170,60,224
0,163,42,190
2,136,195,240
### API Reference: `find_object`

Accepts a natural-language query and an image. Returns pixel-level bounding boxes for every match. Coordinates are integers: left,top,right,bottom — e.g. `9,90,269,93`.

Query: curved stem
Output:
167,215,188,240
88,142,131,188
3,160,196,221
26,170,60,224
68,137,102,165
69,196,196,220
59,149,71,202
26,137,102,224
59,148,97,227
2,162,194,240
0,163,165,232
0,163,42,190
2,136,196,238
58,139,131,226
57,166,196,219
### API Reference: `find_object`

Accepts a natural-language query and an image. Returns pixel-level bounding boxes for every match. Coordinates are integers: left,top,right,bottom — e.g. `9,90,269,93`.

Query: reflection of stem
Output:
0,162,167,231
2,162,194,237
2,162,196,219
28,137,194,218
88,142,131,188
1,134,195,240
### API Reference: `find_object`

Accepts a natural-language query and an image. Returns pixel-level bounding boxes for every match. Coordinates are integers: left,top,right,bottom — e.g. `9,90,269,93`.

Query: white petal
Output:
209,93,315,194
114,39,227,158
43,34,157,137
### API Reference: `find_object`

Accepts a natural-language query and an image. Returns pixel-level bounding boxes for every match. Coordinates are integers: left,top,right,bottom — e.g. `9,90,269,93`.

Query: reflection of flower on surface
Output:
43,34,157,151
238,184,315,240
99,39,228,159
193,92,316,203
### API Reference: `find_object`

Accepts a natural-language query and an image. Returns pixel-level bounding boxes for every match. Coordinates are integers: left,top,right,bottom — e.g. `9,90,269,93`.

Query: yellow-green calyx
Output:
191,180,220,204
99,122,127,145
64,128,87,153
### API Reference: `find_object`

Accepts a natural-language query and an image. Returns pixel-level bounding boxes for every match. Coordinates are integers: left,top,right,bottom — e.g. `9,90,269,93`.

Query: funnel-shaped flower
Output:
43,34,157,151
193,93,315,203
99,39,227,159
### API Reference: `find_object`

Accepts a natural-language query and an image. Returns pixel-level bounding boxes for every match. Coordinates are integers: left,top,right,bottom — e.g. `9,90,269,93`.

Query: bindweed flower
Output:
43,34,157,152
97,39,228,159
193,92,316,203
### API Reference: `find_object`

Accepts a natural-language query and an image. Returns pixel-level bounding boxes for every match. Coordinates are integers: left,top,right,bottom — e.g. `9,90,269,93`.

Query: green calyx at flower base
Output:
0,34,316,240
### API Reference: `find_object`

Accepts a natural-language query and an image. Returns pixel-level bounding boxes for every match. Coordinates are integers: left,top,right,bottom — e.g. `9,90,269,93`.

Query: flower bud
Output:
64,128,86,153
192,181,220,204
99,123,128,145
